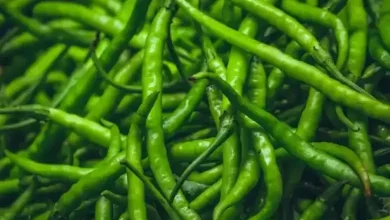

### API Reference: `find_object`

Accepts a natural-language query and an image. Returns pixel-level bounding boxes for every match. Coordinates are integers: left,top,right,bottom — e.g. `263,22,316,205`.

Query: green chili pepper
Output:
300,181,346,220
218,16,259,216
231,0,368,96
174,0,390,124
95,197,113,220
190,179,222,211
125,92,160,220
281,0,349,69
312,142,372,197
187,164,222,185
214,151,260,220
120,160,181,220
189,72,390,195
170,112,235,202
20,202,49,218
49,92,158,219
0,105,124,148
141,1,200,219
1,180,36,220
341,187,361,220
368,29,390,70
94,122,121,220
5,150,92,182
378,0,390,51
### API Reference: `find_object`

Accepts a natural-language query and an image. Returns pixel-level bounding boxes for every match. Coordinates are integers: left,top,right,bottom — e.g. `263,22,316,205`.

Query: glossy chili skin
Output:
141,1,200,219
163,77,208,138
95,124,122,220
242,56,283,220
170,112,235,202
281,0,348,69
230,0,367,96
126,92,160,220
48,93,157,219
4,0,151,178
0,104,126,148
217,14,259,219
66,50,145,146
214,151,260,220
368,30,390,70
120,160,181,220
190,72,390,196
378,0,390,51
200,32,226,128
346,0,376,179
5,150,92,182
174,0,390,124
312,142,371,196
190,179,222,211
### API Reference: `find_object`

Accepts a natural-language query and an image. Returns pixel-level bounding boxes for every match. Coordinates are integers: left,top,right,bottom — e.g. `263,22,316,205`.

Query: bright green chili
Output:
190,72,390,196
174,0,390,124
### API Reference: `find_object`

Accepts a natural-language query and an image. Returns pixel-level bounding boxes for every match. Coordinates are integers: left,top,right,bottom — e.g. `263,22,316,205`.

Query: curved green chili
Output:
187,164,222,185
141,1,200,219
230,0,367,96
281,0,349,69
170,112,235,202
368,30,390,70
378,0,390,51
189,179,222,211
49,92,158,219
126,92,160,220
312,142,372,197
5,150,92,182
214,152,260,220
190,72,390,195
174,0,390,124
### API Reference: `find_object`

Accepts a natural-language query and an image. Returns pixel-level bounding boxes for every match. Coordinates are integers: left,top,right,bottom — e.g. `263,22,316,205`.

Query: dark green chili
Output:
1,180,36,220
300,181,346,220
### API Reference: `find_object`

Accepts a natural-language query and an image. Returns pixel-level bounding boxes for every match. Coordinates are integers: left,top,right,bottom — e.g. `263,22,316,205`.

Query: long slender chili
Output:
95,123,122,220
174,0,390,124
346,0,376,179
169,112,235,202
230,0,367,96
189,72,390,195
126,92,160,220
7,0,151,178
281,0,349,69
5,150,92,182
218,15,259,217
245,56,283,220
49,92,158,219
141,1,200,219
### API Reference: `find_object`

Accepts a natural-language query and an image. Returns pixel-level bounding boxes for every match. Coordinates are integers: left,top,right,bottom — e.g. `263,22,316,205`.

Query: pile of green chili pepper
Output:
1,0,390,219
